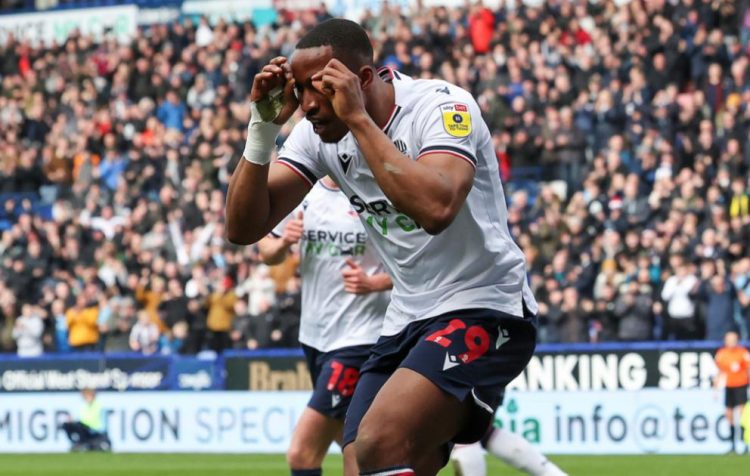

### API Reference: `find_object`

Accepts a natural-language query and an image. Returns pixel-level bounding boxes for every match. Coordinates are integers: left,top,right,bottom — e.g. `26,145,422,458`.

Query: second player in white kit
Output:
258,176,391,476
269,179,388,352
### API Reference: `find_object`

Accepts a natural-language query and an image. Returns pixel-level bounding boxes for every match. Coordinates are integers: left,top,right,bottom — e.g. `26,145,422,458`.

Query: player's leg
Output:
356,367,472,474
450,443,486,476
355,311,536,475
289,346,349,474
343,443,359,476
287,407,342,474
725,386,738,452
482,427,567,476
342,370,394,476
736,385,749,452
295,344,371,474
738,403,748,453
725,405,736,452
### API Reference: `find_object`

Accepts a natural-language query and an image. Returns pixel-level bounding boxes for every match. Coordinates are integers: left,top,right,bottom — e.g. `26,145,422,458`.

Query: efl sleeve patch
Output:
441,103,472,137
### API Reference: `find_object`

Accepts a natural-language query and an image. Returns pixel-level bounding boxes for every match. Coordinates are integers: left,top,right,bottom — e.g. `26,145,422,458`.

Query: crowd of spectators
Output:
1,0,750,356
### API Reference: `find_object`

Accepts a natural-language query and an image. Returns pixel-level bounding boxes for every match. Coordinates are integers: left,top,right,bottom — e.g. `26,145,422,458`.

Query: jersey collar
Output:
377,67,406,134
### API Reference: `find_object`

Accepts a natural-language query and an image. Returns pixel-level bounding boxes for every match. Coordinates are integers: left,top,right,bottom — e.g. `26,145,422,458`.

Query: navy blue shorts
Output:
302,343,372,419
342,308,536,447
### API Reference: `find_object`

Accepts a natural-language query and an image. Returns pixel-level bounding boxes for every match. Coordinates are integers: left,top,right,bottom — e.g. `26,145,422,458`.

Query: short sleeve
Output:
716,351,727,372
275,120,328,187
413,91,480,169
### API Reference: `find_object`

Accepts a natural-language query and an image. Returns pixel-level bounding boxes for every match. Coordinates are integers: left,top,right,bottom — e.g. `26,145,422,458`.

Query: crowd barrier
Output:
0,388,734,454
0,341,726,393
0,353,222,392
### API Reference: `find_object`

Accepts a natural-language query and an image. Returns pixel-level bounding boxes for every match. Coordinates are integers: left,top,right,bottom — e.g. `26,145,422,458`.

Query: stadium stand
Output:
0,0,749,357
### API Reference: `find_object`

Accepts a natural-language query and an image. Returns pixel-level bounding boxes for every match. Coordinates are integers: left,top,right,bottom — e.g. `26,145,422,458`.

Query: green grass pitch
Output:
0,453,747,475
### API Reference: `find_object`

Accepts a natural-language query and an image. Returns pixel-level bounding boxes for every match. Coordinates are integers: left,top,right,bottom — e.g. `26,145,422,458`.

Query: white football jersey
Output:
276,69,537,336
272,182,389,352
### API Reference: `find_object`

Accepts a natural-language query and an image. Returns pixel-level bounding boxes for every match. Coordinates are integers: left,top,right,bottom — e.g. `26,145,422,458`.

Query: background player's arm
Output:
257,211,304,265
714,372,727,389
257,235,292,265
226,57,310,245
714,354,727,389
341,259,393,294
313,60,474,235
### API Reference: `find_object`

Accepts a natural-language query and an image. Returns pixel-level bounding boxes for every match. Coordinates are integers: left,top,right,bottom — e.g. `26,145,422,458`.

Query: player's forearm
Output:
226,160,273,245
347,115,464,234
257,236,291,265
368,273,393,292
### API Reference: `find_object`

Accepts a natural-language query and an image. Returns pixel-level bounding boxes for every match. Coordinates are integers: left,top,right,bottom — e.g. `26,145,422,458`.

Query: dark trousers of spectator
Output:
667,316,698,340
62,421,97,445
71,344,97,352
208,331,231,353
558,161,584,196
62,421,111,451
184,328,205,354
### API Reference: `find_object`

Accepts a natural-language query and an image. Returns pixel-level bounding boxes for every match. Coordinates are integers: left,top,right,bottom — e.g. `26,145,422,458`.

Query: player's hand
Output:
282,211,304,246
311,59,367,125
250,56,299,125
342,259,373,294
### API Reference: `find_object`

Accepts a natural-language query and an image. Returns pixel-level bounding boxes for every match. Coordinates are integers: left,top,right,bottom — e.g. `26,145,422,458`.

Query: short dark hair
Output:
296,18,373,69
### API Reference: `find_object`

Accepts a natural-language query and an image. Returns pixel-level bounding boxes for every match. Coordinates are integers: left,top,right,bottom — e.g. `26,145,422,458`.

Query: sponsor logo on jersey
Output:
496,326,510,349
302,229,368,257
440,103,472,137
348,194,422,236
338,152,354,174
443,353,461,371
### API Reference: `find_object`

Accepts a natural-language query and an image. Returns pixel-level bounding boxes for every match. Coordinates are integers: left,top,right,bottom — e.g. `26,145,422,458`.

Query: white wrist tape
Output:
243,101,282,165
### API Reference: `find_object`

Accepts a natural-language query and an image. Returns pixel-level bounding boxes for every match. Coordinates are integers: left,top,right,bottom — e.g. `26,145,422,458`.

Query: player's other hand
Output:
342,258,372,294
250,56,299,125
282,211,304,246
311,59,367,125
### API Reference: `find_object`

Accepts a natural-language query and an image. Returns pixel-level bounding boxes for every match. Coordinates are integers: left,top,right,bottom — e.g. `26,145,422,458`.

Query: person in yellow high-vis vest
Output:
729,178,749,219
61,388,112,451
742,403,750,445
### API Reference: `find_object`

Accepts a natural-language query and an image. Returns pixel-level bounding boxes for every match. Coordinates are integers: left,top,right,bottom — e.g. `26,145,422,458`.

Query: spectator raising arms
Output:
65,295,100,352
12,304,45,357
205,276,237,353
129,310,160,355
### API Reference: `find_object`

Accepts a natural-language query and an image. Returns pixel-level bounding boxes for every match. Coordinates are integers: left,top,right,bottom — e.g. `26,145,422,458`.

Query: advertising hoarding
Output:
0,389,733,454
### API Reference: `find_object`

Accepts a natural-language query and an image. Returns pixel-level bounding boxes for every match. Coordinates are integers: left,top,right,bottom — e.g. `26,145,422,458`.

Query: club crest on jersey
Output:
338,152,354,174
441,103,472,137
394,139,408,154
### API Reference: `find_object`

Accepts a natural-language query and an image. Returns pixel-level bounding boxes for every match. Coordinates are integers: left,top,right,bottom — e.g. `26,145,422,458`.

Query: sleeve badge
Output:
440,103,472,137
